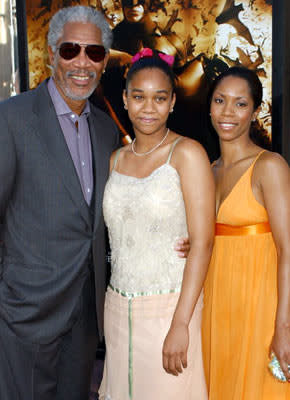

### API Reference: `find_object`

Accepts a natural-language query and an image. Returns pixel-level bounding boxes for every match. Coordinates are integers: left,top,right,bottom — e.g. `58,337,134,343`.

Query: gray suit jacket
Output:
0,80,119,344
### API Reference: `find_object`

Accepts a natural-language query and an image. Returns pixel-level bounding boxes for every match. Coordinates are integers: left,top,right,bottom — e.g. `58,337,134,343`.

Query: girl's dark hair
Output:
208,66,271,150
125,50,176,92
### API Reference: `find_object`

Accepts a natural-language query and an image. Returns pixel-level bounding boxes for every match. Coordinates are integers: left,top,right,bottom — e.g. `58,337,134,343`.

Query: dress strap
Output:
249,149,267,178
166,136,183,164
252,150,267,167
112,148,122,171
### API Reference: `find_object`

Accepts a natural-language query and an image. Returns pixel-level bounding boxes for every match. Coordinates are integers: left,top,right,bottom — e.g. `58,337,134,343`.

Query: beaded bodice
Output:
103,142,187,293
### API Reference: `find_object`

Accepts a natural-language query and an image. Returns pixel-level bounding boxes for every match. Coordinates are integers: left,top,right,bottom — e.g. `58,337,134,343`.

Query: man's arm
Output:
0,110,17,217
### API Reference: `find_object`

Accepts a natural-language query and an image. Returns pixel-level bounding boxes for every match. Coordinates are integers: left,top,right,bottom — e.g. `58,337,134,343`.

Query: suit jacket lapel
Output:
30,81,91,227
88,108,109,231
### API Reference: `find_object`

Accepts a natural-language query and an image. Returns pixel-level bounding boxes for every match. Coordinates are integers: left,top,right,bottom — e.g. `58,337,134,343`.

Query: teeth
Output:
71,76,89,80
220,123,235,127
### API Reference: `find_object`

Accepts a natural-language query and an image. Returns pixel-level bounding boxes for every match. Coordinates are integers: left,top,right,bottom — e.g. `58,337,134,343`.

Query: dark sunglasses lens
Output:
58,43,106,62
59,43,80,60
85,45,106,62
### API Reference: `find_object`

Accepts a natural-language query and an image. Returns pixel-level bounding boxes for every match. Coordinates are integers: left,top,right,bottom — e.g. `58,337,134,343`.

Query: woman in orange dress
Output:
202,67,290,399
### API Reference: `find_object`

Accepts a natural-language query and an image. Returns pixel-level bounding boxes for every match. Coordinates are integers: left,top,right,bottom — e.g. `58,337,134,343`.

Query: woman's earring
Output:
170,108,174,113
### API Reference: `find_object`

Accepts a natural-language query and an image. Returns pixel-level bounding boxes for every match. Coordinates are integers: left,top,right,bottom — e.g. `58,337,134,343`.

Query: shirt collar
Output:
47,77,90,117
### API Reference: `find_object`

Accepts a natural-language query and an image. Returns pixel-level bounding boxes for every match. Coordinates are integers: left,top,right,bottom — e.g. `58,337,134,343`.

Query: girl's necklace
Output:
131,128,169,156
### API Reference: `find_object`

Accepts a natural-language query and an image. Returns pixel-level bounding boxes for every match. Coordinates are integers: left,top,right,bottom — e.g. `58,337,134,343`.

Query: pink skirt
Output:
99,287,207,400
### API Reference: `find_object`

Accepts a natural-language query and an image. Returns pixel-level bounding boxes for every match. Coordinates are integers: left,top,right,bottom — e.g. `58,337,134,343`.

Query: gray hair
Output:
48,6,112,53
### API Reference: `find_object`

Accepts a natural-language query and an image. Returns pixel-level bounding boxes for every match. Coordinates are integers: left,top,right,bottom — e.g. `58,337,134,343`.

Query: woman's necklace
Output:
131,128,169,156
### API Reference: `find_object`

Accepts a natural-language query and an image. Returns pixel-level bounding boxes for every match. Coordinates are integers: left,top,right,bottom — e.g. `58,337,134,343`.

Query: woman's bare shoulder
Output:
254,150,290,183
255,150,289,171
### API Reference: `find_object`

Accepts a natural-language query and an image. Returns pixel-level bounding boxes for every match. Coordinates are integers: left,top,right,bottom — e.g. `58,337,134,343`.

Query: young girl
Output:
99,48,215,399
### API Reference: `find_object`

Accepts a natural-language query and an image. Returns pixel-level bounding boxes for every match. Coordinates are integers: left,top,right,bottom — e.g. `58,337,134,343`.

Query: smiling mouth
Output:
71,75,90,81
139,118,157,123
67,71,96,84
219,122,237,129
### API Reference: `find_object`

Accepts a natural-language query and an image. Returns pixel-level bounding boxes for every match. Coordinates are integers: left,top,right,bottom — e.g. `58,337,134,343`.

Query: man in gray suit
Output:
0,6,119,400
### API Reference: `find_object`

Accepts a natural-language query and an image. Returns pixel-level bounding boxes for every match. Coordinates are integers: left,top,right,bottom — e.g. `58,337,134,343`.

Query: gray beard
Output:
51,65,98,100
63,81,98,101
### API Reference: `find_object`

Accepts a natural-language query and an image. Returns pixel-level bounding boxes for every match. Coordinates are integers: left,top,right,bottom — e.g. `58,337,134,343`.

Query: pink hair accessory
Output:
131,47,174,66
131,48,153,63
158,53,174,66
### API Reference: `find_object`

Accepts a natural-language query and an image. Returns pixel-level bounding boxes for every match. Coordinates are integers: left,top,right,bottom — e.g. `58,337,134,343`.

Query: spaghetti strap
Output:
253,150,266,164
166,137,183,164
248,150,267,182
112,148,122,171
249,150,267,177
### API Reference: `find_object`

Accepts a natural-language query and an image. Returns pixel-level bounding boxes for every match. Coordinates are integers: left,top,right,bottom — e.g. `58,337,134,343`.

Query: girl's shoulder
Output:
171,135,208,157
169,135,211,171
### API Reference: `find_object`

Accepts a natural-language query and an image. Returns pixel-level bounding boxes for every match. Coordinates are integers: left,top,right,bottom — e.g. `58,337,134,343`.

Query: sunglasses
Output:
57,42,106,62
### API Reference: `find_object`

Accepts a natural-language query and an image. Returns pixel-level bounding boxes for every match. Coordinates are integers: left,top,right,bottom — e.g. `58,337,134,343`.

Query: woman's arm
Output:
162,138,215,376
256,152,290,381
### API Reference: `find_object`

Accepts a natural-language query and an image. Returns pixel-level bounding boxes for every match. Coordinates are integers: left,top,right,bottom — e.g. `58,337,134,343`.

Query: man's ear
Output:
47,46,55,66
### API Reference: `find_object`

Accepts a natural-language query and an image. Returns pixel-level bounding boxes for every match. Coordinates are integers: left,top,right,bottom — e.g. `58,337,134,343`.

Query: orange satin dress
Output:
202,152,290,399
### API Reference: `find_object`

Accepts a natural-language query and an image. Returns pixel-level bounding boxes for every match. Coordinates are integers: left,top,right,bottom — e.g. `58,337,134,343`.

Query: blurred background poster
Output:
26,0,272,160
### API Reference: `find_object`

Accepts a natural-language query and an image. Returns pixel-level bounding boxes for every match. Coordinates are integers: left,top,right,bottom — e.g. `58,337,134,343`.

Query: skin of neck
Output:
219,132,258,166
133,127,169,152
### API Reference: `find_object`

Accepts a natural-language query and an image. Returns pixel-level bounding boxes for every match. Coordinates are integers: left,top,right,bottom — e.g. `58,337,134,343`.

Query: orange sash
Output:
215,221,271,236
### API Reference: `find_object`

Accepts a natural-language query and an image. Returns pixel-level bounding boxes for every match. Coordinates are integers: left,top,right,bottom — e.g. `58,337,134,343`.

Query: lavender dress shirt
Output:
48,78,93,205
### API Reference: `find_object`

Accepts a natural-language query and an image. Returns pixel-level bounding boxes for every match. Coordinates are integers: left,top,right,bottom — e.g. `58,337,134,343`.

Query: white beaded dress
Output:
99,138,207,400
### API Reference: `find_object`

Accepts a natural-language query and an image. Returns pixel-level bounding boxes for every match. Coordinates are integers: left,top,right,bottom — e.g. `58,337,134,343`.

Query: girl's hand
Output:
162,323,189,376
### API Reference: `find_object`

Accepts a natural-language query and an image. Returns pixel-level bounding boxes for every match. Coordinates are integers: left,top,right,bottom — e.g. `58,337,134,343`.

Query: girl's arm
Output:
162,138,215,376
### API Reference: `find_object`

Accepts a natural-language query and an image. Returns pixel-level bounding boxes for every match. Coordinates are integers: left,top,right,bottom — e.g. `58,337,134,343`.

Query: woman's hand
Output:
270,322,290,382
162,323,189,376
255,152,290,383
175,237,190,258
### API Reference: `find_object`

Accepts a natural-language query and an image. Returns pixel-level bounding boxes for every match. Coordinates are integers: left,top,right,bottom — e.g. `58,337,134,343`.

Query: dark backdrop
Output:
15,0,289,163
272,0,290,163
